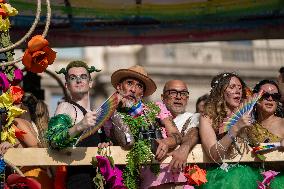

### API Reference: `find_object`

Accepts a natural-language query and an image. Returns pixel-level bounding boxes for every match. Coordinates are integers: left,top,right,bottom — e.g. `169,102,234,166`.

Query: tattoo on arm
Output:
170,132,182,146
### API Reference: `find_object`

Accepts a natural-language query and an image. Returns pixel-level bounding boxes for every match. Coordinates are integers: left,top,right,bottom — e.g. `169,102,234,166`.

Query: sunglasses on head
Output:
261,92,281,101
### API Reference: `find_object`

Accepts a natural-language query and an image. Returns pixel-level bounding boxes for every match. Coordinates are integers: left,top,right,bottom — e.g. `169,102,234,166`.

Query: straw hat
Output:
111,65,157,96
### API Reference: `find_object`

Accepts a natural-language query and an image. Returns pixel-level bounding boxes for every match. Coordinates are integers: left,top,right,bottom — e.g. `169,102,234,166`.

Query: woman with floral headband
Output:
199,72,261,189
245,79,284,188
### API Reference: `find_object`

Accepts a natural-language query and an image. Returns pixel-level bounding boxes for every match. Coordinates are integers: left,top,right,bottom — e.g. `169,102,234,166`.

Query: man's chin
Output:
172,108,185,115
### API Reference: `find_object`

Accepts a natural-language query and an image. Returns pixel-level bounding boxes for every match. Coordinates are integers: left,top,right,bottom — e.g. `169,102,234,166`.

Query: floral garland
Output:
119,102,160,189
0,86,25,144
0,1,18,32
0,1,21,93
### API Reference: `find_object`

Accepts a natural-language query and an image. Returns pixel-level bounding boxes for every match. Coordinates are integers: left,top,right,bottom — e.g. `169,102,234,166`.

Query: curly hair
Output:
204,72,247,132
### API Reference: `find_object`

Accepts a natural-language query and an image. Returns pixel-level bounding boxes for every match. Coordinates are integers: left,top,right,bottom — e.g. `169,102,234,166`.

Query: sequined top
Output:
246,122,281,147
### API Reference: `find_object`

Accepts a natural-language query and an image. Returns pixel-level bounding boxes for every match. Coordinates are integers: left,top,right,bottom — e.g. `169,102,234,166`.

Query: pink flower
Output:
0,71,9,92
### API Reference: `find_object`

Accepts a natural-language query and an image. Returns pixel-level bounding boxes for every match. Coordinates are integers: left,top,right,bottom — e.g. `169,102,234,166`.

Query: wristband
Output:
228,131,237,142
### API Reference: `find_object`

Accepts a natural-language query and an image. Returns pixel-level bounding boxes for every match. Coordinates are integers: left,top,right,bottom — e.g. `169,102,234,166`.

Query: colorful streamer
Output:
252,143,281,153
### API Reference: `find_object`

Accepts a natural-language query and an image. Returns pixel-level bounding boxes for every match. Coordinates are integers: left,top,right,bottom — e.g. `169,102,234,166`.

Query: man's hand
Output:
98,141,113,149
0,142,13,155
76,111,97,132
168,147,188,172
155,138,169,161
69,111,97,138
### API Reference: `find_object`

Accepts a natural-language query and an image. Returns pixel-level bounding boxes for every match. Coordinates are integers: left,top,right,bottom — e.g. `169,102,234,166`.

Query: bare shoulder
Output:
199,114,212,127
55,102,75,116
278,117,284,135
14,117,30,125
14,118,32,131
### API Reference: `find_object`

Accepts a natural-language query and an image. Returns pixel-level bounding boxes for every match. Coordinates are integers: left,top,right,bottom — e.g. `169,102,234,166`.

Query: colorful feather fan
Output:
219,90,264,134
75,93,119,145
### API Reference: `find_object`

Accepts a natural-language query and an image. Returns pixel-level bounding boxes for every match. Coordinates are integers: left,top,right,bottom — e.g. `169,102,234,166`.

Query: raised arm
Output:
46,102,97,149
200,113,251,161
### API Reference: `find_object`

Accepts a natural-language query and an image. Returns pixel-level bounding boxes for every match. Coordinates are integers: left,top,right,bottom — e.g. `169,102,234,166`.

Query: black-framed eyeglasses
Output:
68,74,90,82
165,89,189,99
261,92,281,101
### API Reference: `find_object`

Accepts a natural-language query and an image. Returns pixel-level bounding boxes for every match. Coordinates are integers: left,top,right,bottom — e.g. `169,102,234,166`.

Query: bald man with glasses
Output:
157,80,200,188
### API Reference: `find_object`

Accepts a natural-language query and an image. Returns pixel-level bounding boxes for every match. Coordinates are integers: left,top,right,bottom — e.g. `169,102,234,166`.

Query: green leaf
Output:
91,157,98,167
107,155,115,168
93,171,105,189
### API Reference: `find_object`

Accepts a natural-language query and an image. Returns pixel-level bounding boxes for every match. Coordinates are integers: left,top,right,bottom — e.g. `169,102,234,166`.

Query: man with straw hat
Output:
105,65,182,189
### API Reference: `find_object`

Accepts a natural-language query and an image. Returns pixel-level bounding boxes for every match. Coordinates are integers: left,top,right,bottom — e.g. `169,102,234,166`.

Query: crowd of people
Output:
1,61,284,189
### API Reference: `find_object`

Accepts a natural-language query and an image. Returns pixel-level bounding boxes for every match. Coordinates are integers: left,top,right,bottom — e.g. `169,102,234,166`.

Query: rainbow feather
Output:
75,93,119,145
219,90,264,134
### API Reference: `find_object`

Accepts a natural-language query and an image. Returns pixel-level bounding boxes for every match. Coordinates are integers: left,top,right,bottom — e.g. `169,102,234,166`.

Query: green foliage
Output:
0,31,14,61
120,102,161,189
123,140,154,189
93,167,105,189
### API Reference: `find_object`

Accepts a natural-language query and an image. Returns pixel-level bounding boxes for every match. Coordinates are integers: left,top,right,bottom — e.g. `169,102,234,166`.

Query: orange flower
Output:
9,86,24,104
184,164,207,186
22,35,56,73
0,7,7,18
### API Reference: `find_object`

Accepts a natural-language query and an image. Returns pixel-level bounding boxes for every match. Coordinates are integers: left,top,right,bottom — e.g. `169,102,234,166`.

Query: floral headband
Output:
56,66,101,75
211,73,230,89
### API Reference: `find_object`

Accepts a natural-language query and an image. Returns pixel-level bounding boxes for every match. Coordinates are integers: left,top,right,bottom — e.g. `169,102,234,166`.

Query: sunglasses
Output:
261,92,281,101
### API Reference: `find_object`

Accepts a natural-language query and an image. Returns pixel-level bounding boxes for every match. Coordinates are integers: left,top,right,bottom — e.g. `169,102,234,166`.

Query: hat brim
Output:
111,69,157,96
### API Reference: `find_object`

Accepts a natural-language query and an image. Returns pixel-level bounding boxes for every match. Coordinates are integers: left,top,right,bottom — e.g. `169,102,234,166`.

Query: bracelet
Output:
228,131,237,143
228,131,242,154
217,141,226,151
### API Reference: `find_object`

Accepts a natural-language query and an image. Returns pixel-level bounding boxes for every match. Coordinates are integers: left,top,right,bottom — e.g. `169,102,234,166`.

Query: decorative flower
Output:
9,86,24,104
2,3,18,17
183,164,207,186
10,68,23,85
0,2,18,31
4,173,41,189
0,7,7,18
0,71,9,92
94,156,126,189
14,125,26,140
1,125,16,144
22,35,56,73
0,90,25,128
257,170,279,189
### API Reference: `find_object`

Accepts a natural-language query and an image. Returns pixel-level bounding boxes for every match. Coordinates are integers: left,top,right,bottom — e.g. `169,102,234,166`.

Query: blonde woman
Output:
199,72,261,189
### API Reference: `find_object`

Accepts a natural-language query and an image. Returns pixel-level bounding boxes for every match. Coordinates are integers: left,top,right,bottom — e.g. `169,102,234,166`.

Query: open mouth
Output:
233,96,240,102
173,101,183,106
127,95,136,101
264,102,274,108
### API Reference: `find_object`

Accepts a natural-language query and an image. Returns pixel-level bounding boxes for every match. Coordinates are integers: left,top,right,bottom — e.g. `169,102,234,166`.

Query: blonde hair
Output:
22,94,49,147
34,100,49,147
